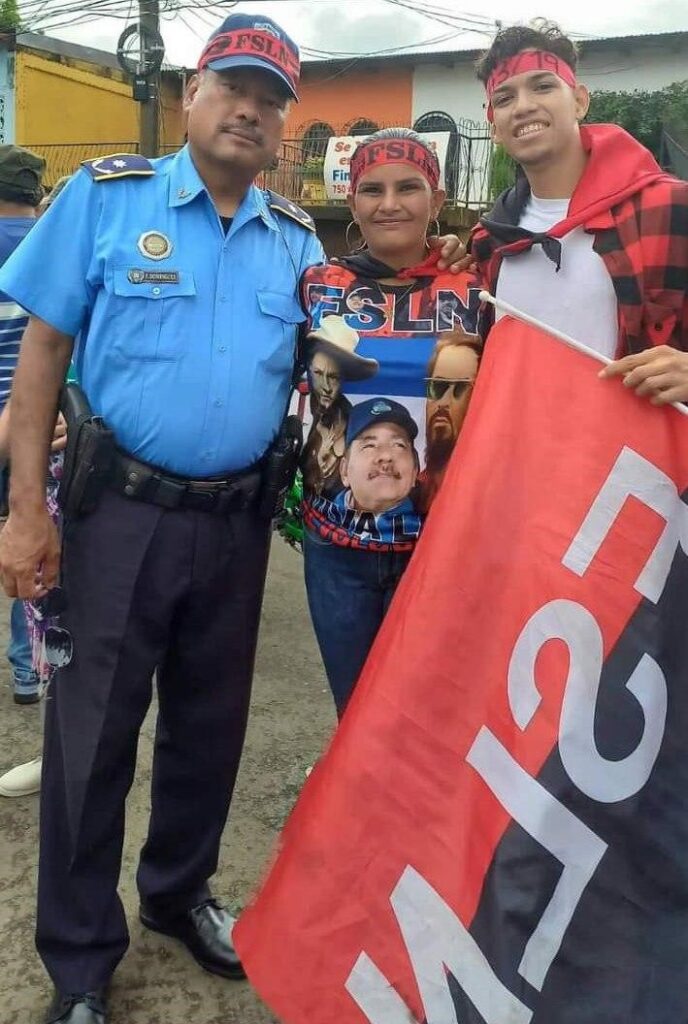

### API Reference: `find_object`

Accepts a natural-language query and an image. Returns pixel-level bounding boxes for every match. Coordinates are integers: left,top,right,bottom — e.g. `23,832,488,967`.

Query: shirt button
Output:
152,287,161,296
214,399,223,407
218,345,227,353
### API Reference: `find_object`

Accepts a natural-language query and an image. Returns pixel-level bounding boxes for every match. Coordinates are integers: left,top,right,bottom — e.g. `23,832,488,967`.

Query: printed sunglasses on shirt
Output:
425,378,474,401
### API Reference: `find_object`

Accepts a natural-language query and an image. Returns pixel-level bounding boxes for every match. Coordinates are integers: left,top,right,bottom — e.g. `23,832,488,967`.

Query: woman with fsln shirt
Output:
300,127,481,718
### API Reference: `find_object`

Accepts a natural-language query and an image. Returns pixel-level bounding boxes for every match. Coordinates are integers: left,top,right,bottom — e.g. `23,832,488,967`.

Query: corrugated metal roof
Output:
301,29,688,71
17,31,124,71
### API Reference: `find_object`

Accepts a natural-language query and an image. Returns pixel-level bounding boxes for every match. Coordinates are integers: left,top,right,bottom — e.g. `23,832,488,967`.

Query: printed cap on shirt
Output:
346,397,419,448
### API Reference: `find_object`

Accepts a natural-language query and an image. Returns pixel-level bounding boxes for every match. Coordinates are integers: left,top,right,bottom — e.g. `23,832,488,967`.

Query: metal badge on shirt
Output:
137,231,173,260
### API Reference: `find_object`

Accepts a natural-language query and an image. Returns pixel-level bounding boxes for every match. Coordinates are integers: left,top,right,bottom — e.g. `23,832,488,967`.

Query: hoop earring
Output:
345,220,366,252
427,218,441,238
425,218,441,251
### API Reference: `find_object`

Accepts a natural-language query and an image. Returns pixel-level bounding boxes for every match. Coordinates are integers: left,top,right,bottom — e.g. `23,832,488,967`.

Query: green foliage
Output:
0,0,20,30
303,155,325,176
586,80,688,159
489,143,517,199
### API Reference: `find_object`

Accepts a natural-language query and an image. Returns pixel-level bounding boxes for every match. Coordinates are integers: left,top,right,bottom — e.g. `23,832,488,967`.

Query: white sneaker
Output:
0,756,42,797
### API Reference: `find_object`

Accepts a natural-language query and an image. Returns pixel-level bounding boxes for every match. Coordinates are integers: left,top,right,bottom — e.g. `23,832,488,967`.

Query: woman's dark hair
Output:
475,19,579,84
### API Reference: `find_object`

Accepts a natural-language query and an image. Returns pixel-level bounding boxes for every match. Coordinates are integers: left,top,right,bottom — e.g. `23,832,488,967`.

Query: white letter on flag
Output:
467,727,608,992
346,865,532,1024
562,446,688,603
508,600,668,803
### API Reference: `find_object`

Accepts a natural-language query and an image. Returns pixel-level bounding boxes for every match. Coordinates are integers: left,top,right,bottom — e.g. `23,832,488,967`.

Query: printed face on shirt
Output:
347,162,445,266
426,343,479,458
341,422,418,514
309,350,342,411
184,66,289,176
490,65,589,171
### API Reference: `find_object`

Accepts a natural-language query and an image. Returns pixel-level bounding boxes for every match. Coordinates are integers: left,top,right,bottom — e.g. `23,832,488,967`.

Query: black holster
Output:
58,384,116,519
258,413,303,521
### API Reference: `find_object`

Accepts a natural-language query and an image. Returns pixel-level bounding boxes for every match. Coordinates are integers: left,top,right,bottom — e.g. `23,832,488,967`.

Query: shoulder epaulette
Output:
266,190,316,232
81,153,155,182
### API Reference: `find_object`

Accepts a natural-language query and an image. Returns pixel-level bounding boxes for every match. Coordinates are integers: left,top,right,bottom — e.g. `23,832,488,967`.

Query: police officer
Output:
0,10,467,1019
0,12,321,1024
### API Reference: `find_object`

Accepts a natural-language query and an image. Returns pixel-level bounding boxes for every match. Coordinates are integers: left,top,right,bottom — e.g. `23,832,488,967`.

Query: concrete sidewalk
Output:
0,540,334,1024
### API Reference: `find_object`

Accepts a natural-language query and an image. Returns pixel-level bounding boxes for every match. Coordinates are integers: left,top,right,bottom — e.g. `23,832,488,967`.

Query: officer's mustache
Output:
218,123,263,144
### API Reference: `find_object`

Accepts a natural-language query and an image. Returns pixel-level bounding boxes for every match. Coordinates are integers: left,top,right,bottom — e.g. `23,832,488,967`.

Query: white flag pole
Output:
479,290,688,418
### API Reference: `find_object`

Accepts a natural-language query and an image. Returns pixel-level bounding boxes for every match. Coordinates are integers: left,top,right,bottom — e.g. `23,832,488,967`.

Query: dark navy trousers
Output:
37,488,271,992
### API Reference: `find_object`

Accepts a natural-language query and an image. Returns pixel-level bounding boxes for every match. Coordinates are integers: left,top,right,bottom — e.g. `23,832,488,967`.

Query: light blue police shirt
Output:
0,146,325,476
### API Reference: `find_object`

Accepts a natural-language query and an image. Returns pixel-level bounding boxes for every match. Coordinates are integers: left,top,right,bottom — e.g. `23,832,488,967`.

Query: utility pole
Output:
139,0,160,157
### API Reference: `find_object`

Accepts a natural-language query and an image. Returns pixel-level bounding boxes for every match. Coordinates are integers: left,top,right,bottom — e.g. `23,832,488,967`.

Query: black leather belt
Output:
110,450,263,515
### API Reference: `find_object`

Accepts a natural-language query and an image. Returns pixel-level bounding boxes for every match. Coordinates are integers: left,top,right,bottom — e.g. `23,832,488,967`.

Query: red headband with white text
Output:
198,29,300,96
349,138,441,194
485,50,577,121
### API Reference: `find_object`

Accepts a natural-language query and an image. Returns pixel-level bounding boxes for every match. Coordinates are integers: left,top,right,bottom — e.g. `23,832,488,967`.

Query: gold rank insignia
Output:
137,231,173,260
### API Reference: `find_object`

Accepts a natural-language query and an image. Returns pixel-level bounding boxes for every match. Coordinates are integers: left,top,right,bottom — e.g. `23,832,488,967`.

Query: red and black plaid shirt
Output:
471,174,688,356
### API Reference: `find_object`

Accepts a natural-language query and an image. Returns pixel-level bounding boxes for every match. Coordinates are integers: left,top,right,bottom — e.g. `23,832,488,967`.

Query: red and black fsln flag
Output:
235,316,688,1024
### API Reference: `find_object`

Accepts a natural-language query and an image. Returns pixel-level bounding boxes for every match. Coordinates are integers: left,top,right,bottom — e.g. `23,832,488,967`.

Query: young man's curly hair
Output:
475,19,579,84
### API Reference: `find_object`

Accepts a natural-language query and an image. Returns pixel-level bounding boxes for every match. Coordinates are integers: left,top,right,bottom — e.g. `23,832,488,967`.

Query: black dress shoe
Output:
140,897,246,980
43,989,107,1024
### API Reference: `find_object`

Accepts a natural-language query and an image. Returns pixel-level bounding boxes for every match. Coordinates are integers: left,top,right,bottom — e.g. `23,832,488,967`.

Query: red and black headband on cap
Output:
485,49,577,121
198,14,300,100
349,138,441,194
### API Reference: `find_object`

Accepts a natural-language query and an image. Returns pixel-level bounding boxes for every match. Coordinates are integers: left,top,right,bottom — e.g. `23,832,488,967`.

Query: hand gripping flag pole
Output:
479,289,688,418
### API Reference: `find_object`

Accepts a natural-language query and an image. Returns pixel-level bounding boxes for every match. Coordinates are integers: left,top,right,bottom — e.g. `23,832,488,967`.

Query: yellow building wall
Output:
17,51,137,144
14,50,186,184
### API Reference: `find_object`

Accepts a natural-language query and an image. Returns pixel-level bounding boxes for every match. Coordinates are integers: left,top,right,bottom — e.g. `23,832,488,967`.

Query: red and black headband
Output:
485,50,577,121
198,29,300,97
349,138,441,194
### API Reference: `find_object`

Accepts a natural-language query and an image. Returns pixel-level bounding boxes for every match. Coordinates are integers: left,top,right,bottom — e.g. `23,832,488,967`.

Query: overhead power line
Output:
381,0,597,41
17,0,238,34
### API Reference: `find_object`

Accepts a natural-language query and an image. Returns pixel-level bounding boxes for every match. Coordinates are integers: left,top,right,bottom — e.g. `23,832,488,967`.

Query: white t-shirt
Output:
495,194,618,358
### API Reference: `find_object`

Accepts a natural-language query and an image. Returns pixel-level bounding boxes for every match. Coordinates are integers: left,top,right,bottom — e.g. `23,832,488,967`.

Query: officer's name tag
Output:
127,269,180,285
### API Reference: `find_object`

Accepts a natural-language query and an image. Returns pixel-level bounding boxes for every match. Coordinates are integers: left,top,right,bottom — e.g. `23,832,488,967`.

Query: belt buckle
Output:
186,481,221,511
187,479,223,493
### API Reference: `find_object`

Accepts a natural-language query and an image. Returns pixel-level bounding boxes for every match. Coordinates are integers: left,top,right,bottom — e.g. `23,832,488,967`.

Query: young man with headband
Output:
471,20,688,392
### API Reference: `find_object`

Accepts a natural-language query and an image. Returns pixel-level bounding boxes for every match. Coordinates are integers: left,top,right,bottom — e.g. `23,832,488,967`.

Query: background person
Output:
0,174,74,800
301,127,480,718
0,145,46,707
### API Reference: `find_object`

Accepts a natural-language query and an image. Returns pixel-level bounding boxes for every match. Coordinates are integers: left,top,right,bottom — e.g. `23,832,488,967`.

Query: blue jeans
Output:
304,529,412,717
8,598,38,699
0,462,39,700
